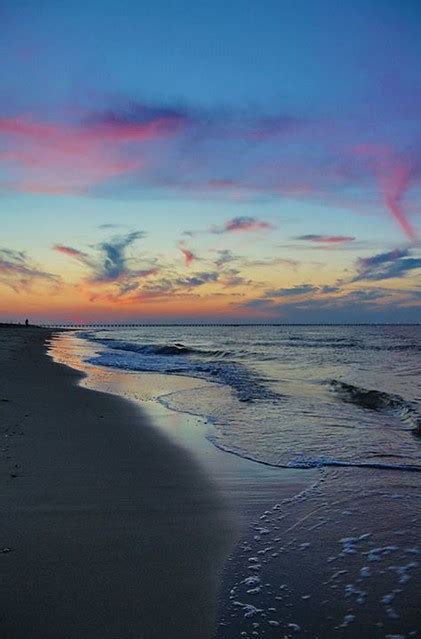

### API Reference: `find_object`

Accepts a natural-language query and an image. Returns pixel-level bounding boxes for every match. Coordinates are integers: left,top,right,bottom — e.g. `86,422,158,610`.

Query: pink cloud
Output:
352,144,417,240
85,115,186,143
178,242,196,266
0,117,58,141
381,163,416,241
0,112,184,193
296,234,355,244
53,244,91,262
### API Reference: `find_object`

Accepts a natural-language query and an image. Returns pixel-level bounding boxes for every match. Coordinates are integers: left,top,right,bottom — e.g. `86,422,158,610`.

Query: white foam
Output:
233,601,263,619
345,583,366,605
255,527,270,535
330,569,348,581
339,533,372,555
381,590,401,605
390,561,418,584
365,545,399,562
359,566,372,578
385,606,399,620
338,614,355,628
242,576,261,587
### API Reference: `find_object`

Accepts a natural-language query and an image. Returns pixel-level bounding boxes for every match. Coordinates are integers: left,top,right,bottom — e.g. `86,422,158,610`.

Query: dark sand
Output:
0,327,234,638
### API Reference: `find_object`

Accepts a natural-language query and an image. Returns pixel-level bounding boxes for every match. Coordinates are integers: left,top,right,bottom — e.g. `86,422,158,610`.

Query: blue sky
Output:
0,0,420,322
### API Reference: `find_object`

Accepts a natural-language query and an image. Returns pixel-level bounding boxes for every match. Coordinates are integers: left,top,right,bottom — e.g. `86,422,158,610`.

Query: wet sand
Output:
0,327,235,638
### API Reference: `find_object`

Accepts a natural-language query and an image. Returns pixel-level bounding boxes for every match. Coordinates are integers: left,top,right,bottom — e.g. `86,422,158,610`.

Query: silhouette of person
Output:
25,319,29,327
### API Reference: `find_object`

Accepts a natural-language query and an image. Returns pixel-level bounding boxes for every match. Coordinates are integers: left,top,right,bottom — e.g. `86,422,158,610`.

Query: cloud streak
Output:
352,248,421,282
178,242,196,266
53,231,159,297
0,103,190,193
382,162,417,241
212,216,274,234
295,234,355,244
0,248,59,293
353,145,418,241
265,284,319,297
54,244,93,264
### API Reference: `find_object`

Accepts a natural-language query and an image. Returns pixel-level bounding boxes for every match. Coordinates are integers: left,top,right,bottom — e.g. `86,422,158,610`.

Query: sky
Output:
0,0,420,323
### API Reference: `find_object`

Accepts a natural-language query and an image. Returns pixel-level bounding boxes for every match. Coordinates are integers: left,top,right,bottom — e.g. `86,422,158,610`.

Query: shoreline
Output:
49,332,318,526
0,327,235,638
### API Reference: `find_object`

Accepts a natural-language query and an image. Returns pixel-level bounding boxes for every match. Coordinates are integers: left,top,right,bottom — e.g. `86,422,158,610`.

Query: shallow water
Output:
69,325,420,472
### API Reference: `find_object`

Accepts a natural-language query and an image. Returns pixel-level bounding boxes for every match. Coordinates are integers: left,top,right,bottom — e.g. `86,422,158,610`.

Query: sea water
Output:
70,324,420,472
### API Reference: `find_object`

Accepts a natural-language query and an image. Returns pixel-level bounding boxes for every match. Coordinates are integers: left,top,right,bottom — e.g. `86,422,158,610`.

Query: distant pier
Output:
40,322,419,329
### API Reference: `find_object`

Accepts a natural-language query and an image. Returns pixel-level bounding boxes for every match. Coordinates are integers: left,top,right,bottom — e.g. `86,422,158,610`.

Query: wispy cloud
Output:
213,249,238,267
352,248,421,282
53,244,93,264
243,256,300,270
83,102,190,141
352,145,418,240
295,234,355,244
0,103,190,193
173,271,219,287
211,216,274,234
98,223,128,230
53,231,158,297
121,271,220,303
265,284,319,297
238,283,420,322
0,116,143,193
178,242,197,266
0,248,59,293
94,231,145,283
183,216,275,238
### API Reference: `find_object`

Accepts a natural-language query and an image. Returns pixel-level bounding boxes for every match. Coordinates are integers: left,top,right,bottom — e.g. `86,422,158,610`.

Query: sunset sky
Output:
1,0,420,323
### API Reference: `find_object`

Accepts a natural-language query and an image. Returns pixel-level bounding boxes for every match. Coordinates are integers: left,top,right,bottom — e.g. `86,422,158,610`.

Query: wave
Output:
201,435,421,473
78,332,231,358
157,385,421,475
86,347,281,402
329,380,421,436
282,340,420,352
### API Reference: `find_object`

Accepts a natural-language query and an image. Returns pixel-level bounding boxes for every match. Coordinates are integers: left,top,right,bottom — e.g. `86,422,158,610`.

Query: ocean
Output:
58,324,420,473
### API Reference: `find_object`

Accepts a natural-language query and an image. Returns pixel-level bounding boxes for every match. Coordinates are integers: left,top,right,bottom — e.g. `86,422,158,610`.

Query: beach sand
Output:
0,326,237,638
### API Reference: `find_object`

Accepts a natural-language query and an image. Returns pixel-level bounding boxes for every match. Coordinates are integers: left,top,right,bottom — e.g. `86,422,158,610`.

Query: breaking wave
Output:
329,380,421,436
84,341,280,402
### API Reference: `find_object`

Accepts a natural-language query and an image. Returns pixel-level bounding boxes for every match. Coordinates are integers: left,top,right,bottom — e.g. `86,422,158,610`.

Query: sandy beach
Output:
0,326,238,638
